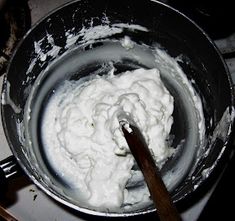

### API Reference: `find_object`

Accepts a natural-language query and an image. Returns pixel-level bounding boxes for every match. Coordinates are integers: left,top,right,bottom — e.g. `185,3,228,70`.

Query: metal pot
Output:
0,0,234,217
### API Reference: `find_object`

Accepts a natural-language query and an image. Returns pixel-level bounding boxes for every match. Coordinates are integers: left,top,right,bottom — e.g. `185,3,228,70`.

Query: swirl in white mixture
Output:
41,68,174,209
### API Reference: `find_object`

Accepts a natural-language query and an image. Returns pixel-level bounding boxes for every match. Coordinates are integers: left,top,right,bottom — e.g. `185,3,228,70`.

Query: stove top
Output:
0,0,31,76
0,1,235,220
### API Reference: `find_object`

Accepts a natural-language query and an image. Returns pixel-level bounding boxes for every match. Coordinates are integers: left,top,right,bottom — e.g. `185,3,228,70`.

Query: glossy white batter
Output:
41,68,175,209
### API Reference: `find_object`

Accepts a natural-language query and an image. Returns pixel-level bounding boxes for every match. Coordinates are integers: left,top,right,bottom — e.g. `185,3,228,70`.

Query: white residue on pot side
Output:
64,14,147,49
65,25,123,48
1,80,21,114
25,14,148,86
154,48,206,146
26,32,62,78
211,106,235,143
16,118,26,145
194,106,235,187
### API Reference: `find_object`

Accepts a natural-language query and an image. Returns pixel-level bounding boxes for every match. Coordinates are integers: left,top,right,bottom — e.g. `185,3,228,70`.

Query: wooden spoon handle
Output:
0,204,18,221
122,124,181,221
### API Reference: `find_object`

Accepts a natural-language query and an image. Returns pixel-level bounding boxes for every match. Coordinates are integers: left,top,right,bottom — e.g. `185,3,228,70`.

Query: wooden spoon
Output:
0,204,18,221
119,115,181,221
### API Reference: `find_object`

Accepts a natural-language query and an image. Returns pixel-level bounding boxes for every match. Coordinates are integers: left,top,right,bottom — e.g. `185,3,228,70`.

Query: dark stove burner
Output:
166,0,235,40
0,0,31,76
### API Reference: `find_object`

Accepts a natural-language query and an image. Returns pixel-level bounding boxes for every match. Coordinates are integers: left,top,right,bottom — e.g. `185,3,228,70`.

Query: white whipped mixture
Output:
41,68,175,209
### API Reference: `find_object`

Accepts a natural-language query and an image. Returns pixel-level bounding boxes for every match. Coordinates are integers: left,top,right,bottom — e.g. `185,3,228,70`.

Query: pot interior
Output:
24,39,202,213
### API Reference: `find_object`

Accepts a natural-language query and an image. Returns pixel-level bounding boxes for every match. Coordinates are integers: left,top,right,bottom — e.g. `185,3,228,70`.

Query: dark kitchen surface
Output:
0,0,31,76
198,150,235,220
166,0,235,39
